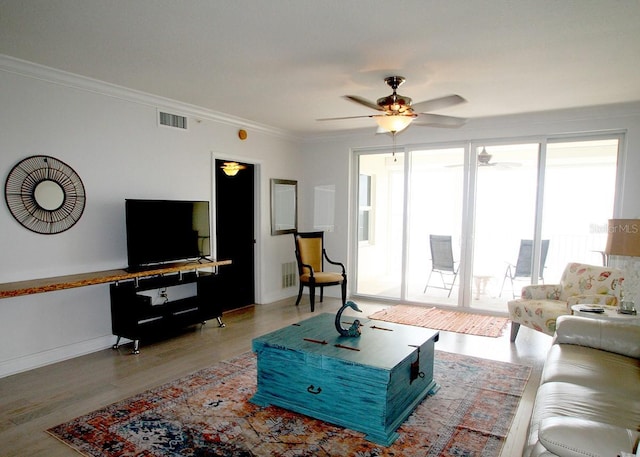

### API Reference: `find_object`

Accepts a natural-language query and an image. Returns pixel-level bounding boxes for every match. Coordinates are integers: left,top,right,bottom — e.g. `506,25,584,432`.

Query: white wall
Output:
299,102,640,298
0,56,302,377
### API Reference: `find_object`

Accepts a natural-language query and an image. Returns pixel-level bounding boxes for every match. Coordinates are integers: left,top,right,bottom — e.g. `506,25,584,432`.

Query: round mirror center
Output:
34,180,65,211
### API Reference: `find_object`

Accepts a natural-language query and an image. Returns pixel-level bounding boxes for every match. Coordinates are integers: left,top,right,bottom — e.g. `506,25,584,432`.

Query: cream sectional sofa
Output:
524,315,640,457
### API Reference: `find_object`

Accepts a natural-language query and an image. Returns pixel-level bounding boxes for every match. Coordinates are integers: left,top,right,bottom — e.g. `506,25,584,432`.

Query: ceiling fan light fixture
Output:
221,161,246,176
375,115,413,133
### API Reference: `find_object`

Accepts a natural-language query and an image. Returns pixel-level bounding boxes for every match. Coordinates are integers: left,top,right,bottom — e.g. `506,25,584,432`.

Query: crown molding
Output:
0,54,295,139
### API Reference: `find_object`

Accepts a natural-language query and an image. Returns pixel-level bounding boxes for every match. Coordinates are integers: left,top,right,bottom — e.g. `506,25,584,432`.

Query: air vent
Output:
158,111,188,130
282,262,297,288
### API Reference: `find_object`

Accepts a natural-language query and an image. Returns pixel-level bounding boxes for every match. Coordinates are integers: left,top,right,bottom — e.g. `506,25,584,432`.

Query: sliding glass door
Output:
355,152,405,299
470,144,540,309
353,135,620,313
405,147,465,305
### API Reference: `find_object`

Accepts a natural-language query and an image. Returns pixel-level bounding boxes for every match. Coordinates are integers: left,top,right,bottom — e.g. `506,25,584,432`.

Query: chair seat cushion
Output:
508,299,570,335
300,272,344,284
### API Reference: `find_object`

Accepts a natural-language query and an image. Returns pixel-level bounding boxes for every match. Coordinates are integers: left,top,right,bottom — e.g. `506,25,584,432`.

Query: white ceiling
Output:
1,0,639,136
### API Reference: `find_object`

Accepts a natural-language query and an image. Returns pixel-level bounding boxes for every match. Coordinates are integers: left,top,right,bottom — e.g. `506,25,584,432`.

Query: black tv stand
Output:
110,263,227,354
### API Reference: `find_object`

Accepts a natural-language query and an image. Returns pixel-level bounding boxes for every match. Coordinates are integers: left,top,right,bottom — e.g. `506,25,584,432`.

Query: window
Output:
358,174,372,242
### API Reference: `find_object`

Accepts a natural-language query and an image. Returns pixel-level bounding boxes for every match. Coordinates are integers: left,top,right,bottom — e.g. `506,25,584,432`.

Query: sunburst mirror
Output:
5,155,86,234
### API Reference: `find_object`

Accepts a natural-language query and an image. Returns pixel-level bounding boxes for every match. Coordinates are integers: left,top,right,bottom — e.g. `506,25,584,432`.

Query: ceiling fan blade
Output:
317,114,375,121
413,113,467,128
344,95,384,112
411,94,467,113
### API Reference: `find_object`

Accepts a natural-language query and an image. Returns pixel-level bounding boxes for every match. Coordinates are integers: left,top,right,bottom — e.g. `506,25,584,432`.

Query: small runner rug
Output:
48,351,531,457
369,305,509,337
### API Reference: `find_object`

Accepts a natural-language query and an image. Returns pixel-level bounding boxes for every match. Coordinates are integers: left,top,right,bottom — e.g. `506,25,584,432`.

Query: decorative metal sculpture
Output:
335,300,363,337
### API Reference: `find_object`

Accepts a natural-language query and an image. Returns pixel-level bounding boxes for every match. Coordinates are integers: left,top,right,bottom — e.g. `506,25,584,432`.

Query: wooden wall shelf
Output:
0,260,232,299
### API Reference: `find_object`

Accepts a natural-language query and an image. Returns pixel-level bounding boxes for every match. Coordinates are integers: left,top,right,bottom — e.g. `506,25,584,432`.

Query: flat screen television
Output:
125,199,211,271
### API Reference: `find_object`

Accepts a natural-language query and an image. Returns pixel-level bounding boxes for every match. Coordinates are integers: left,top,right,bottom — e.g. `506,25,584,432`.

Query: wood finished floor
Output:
0,298,552,457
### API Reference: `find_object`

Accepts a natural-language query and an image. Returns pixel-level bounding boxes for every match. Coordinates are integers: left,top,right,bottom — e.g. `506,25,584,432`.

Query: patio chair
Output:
507,262,624,341
500,239,550,298
423,235,458,297
293,231,347,312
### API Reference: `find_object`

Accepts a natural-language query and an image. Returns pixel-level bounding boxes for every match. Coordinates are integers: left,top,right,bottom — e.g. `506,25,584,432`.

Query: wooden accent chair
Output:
293,231,347,312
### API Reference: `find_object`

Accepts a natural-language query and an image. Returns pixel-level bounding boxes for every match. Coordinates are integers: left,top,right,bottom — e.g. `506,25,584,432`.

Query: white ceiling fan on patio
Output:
317,76,468,134
476,147,521,168
445,147,522,169
478,147,497,166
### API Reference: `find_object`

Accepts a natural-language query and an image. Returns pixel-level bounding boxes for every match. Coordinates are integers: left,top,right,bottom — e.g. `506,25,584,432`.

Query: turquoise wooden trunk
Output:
250,313,439,446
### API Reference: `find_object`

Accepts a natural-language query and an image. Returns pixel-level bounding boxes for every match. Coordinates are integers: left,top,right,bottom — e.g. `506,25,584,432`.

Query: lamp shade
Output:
605,219,640,257
375,115,413,133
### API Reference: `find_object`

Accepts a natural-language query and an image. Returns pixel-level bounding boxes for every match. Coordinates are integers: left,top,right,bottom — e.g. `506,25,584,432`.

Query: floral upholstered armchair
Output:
507,262,624,342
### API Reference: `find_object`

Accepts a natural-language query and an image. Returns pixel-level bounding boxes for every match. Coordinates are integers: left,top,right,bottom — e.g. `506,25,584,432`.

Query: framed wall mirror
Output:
271,179,297,235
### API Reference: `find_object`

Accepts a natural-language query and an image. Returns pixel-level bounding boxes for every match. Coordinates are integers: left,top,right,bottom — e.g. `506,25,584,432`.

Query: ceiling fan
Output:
477,147,521,168
318,76,467,133
477,147,496,166
445,147,522,169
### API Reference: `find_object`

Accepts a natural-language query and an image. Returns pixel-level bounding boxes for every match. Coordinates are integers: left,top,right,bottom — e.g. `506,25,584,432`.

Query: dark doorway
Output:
215,159,255,310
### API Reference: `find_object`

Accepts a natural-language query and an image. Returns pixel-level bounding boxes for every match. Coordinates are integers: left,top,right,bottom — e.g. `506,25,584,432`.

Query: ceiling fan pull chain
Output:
392,132,397,162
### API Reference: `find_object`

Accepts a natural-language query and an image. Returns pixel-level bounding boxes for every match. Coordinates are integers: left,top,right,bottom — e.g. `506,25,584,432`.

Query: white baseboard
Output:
0,335,116,379
260,288,343,306
261,289,298,304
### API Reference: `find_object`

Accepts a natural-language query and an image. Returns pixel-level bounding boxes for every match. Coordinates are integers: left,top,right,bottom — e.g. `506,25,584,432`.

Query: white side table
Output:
473,275,492,299
571,305,640,324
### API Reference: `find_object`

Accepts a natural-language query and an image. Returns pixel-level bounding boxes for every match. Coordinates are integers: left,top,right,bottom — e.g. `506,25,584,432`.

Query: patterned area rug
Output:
369,305,510,337
48,351,530,457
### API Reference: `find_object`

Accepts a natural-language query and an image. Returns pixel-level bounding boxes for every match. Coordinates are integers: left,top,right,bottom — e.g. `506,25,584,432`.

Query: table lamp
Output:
605,219,640,314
